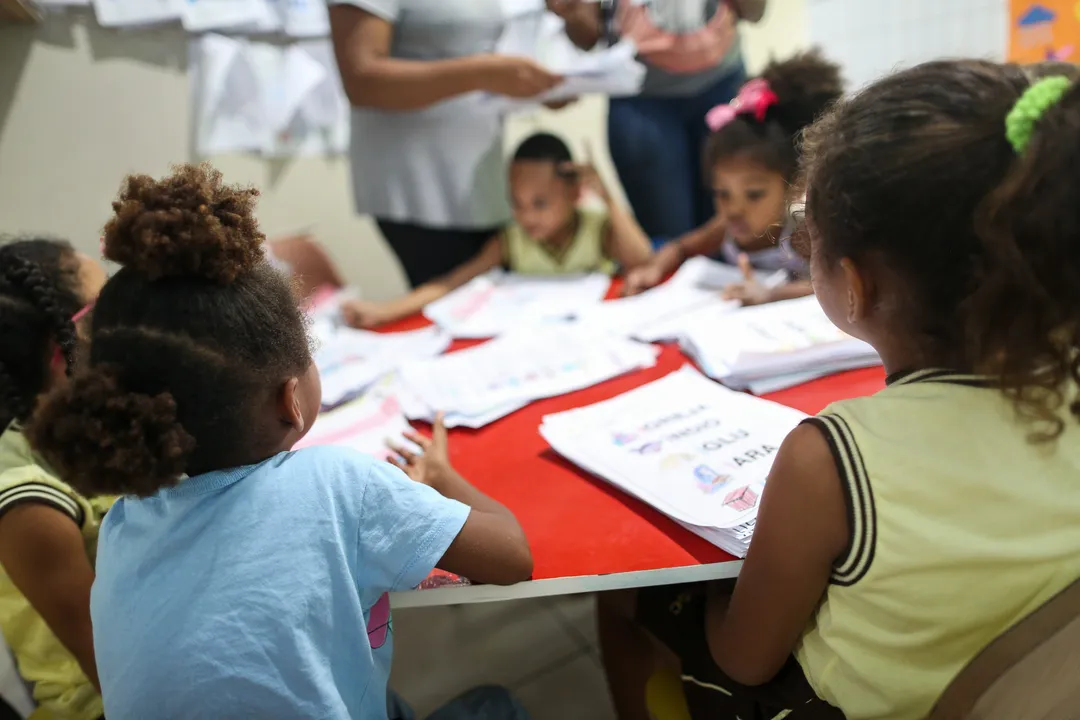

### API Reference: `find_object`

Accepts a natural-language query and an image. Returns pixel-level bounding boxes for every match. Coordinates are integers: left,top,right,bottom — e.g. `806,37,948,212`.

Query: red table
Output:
384,299,885,608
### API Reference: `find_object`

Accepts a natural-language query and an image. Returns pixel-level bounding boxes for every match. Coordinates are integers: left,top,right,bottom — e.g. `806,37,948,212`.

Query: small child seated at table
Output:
343,132,653,328
600,60,1080,720
623,50,844,305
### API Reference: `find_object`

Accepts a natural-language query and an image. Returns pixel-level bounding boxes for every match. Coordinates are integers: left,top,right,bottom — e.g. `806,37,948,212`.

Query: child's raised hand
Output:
722,253,771,306
341,299,396,329
387,413,456,491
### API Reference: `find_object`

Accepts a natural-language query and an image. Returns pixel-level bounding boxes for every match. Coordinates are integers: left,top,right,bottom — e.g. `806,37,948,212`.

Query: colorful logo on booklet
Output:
693,464,732,494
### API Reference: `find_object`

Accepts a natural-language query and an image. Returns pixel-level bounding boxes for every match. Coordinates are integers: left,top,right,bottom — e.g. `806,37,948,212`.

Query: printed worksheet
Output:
314,324,450,409
541,367,806,553
399,323,658,418
423,271,610,338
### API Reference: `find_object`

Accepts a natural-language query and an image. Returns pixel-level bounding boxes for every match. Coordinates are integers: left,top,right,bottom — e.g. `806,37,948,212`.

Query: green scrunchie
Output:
1005,75,1072,154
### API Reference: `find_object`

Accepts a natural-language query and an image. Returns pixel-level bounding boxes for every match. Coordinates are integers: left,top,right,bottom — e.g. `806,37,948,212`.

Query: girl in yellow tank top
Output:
0,238,109,720
598,61,1080,720
341,133,653,329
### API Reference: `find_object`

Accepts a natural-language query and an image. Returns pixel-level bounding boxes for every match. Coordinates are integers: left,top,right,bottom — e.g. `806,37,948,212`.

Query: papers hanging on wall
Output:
190,34,349,157
92,0,180,27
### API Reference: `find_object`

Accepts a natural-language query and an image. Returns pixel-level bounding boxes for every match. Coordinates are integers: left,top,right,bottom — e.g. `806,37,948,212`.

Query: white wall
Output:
0,1,806,299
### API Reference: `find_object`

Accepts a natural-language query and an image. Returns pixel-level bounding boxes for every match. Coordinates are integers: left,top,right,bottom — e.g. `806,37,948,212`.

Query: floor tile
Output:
390,599,583,717
546,593,598,652
514,651,617,720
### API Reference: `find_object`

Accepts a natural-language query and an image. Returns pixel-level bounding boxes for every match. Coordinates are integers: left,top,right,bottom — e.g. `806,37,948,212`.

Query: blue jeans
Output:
607,64,748,242
389,686,530,720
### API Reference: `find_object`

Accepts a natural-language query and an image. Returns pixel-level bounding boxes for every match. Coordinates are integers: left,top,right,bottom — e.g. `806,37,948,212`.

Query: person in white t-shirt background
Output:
327,0,565,289
551,0,766,245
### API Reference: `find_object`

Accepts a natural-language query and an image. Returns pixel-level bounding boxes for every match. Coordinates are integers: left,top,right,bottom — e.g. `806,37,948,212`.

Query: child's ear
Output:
278,377,307,434
840,257,873,324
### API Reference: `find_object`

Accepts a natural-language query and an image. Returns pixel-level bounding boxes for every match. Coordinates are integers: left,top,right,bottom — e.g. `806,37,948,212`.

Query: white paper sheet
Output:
541,366,807,556
191,34,272,156
92,0,180,27
398,322,658,423
181,0,275,32
488,13,646,112
678,296,881,386
293,376,413,461
192,36,350,158
314,324,451,409
279,0,330,37
423,271,611,339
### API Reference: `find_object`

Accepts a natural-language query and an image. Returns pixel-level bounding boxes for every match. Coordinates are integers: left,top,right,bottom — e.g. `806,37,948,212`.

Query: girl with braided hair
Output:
0,238,107,720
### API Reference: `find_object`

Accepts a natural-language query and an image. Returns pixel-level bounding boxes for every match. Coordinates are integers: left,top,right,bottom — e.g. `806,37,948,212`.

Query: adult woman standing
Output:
552,0,767,243
328,1,563,287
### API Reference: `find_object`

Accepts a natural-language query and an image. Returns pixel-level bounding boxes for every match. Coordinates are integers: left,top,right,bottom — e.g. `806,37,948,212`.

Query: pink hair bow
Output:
704,78,779,132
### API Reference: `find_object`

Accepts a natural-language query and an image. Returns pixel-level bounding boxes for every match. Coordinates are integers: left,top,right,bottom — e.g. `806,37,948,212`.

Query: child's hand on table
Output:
722,253,772,306
341,299,397,329
623,263,665,296
388,413,458,491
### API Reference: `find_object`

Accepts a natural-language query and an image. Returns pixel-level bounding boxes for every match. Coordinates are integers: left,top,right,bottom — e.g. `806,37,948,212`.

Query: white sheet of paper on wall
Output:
280,0,330,37
92,0,181,27
181,0,279,32
38,0,91,7
192,34,273,156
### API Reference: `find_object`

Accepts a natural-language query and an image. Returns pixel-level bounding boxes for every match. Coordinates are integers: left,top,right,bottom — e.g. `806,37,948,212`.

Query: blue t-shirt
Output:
90,446,470,720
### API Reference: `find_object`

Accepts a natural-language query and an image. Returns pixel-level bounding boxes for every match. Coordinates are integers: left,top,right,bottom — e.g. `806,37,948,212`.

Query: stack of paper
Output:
489,12,646,112
293,376,413,461
397,322,659,428
575,282,725,339
677,296,881,392
423,271,610,339
541,367,806,556
313,322,450,410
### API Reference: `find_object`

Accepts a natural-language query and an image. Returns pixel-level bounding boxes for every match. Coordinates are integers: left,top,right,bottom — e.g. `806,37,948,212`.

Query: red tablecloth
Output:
380,293,885,582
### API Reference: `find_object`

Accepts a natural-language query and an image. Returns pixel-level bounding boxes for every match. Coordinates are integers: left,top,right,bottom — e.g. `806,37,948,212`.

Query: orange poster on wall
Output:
1009,2,1080,62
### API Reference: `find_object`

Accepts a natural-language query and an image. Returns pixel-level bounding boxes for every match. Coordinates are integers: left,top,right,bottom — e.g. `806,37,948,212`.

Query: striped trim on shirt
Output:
886,369,994,388
802,414,876,586
0,482,84,526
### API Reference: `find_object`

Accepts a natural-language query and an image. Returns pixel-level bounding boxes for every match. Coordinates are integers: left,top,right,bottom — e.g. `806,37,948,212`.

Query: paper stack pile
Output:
423,271,610,339
677,296,881,393
396,322,659,428
541,367,806,556
312,322,450,409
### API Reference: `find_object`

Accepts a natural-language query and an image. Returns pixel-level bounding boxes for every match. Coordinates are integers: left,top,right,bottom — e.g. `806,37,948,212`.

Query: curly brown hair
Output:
802,59,1080,440
28,164,312,496
705,49,845,183
0,238,82,429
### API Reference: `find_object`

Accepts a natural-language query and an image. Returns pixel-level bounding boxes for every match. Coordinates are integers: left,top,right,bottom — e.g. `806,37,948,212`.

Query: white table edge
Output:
391,559,743,609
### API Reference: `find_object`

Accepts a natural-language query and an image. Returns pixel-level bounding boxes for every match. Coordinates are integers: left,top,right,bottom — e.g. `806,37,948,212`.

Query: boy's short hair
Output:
512,133,574,165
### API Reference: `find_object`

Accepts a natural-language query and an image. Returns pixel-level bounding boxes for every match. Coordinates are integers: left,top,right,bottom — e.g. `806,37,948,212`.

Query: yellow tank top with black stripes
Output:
795,370,1080,720
0,424,115,720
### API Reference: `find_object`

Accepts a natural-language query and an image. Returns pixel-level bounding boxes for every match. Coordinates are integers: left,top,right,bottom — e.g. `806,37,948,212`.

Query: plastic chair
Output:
645,667,691,720
268,234,345,298
927,576,1080,720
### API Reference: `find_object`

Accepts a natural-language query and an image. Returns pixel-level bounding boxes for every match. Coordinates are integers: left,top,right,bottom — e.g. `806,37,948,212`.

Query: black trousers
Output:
376,219,501,288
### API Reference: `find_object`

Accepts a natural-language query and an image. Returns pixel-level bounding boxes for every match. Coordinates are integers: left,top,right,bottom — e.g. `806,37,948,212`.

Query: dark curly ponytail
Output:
0,238,82,429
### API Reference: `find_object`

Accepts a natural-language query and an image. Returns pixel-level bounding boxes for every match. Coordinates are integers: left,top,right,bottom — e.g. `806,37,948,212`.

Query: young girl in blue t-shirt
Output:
28,164,533,720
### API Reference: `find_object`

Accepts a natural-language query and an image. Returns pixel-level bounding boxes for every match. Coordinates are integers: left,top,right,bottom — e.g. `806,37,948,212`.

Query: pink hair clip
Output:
705,78,779,132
